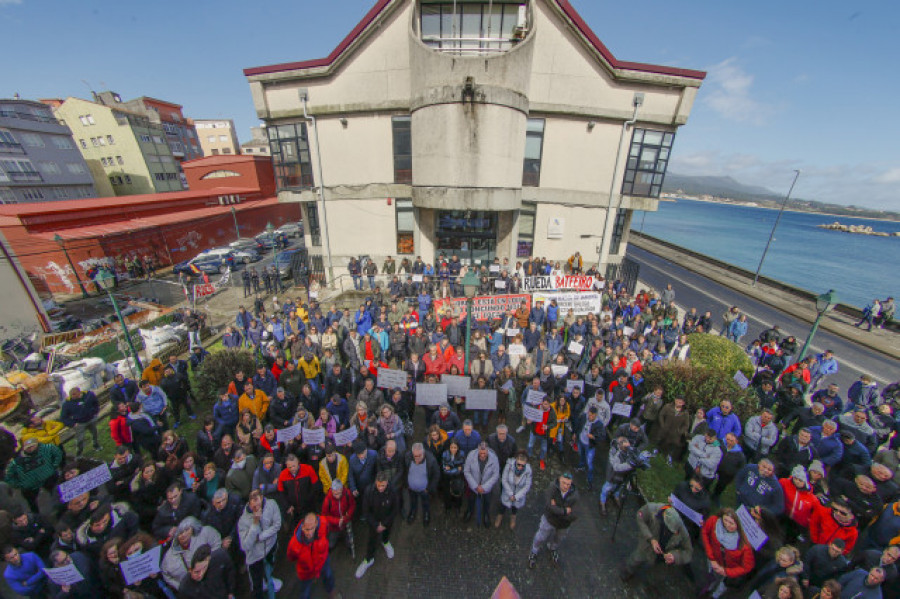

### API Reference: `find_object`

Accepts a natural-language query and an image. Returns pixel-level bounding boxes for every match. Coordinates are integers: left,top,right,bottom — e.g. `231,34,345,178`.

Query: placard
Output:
43,564,84,586
416,383,448,406
523,276,596,292
523,404,544,422
494,280,507,289
120,545,161,585
551,364,568,377
433,294,531,322
568,341,584,355
276,422,302,444
333,427,359,447
443,375,471,397
507,344,526,357
733,371,750,389
489,264,500,273
377,368,408,389
302,427,326,445
58,463,112,503
668,494,704,527
523,389,546,406
611,403,633,417
465,389,497,411
505,328,520,337
530,291,602,317
736,505,769,550
500,379,514,392
566,380,585,393
622,326,635,337
412,274,423,282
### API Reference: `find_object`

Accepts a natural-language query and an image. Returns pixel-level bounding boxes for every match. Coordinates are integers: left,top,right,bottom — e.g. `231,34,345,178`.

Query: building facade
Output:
47,96,186,196
194,119,241,156
112,93,203,165
240,126,271,156
244,0,704,279
0,99,96,204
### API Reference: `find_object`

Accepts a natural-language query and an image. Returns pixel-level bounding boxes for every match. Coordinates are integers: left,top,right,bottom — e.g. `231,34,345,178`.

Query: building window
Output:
0,130,21,149
421,1,525,53
211,149,220,155
395,198,415,254
140,134,151,143
90,137,99,147
621,128,675,198
98,136,106,146
1,159,41,181
268,122,314,190
106,135,115,145
207,135,216,143
218,135,228,142
152,135,164,144
305,202,321,246
154,173,166,181
66,163,86,174
609,210,628,256
124,175,131,184
517,201,536,257
78,138,87,149
392,116,412,184
522,118,544,187
116,156,123,165
21,188,44,201
79,114,95,126
222,148,232,154
20,133,44,148
39,162,61,175
52,136,74,150
53,187,70,200
0,188,16,203
163,123,178,136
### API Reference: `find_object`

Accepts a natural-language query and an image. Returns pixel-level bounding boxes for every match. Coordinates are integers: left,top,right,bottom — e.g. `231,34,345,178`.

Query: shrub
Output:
194,348,256,404
642,360,758,422
687,333,754,377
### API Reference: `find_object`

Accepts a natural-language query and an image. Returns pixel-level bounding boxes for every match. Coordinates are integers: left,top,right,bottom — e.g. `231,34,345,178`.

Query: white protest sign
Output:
623,326,635,337
505,327,520,337
668,494,704,527
302,427,326,445
566,379,585,393
58,463,112,503
733,370,750,389
611,403,633,417
748,593,762,599
412,274,423,282
523,389,546,406
43,564,84,585
333,427,359,447
523,404,544,423
377,368,408,389
465,389,497,411
736,505,768,550
568,341,584,355
500,379,514,392
309,291,318,299
416,383,448,406
531,291,602,316
507,344,526,357
276,422,302,444
489,264,500,273
442,375,471,397
120,544,161,585
551,364,568,377
495,280,507,289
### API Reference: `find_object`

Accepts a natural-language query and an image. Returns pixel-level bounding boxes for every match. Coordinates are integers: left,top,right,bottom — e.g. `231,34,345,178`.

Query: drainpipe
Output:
300,91,335,285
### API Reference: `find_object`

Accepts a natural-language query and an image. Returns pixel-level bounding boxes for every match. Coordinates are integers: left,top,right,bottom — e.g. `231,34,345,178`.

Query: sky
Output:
2,0,898,210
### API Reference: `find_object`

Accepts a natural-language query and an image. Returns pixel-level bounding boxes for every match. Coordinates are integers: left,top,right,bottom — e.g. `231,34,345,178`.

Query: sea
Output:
631,197,900,310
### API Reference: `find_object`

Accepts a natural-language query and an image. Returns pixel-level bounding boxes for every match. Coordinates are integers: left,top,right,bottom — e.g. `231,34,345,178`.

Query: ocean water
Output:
631,198,900,309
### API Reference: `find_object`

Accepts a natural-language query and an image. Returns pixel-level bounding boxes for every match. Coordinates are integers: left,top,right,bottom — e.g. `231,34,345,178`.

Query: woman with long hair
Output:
700,507,755,598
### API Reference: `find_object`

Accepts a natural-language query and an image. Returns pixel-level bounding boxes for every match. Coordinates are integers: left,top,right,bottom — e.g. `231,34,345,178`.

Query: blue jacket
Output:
3,551,46,595
355,310,373,335
136,385,168,416
706,407,742,440
866,502,900,549
491,353,510,373
729,319,748,339
489,331,503,355
60,391,99,426
417,294,432,314
530,307,546,327
348,449,378,493
522,328,541,353
236,310,251,330
452,429,482,455
222,330,242,348
546,333,564,357
546,304,558,323
253,370,278,398
734,463,784,514
213,396,240,427
815,354,839,376
270,320,287,343
810,428,844,466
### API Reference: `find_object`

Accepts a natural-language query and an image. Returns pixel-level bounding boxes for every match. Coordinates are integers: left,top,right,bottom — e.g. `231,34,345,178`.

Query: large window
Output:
517,201,536,257
621,128,674,198
395,198,415,254
609,210,629,256
421,1,525,53
305,202,321,247
268,123,314,190
435,210,497,266
391,116,412,184
522,118,544,187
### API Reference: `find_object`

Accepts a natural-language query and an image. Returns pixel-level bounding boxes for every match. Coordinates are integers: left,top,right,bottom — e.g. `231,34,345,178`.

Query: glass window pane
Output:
526,118,544,133
664,132,675,146
524,135,542,160
643,131,664,145
632,129,644,143
421,6,441,38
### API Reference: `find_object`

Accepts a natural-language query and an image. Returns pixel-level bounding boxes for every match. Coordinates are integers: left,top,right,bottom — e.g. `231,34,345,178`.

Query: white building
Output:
193,119,241,156
243,0,704,279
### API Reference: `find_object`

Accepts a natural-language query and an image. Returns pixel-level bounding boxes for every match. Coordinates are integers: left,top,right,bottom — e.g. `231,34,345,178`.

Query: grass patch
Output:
635,453,736,507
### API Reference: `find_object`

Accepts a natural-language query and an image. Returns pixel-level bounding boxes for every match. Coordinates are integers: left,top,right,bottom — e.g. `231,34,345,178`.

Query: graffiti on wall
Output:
176,231,202,250
34,261,76,293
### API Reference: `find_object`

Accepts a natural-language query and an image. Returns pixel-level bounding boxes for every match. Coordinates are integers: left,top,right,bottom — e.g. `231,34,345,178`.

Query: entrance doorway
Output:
435,210,497,266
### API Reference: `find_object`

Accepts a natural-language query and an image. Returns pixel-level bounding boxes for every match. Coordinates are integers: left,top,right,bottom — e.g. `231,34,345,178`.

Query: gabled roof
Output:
243,0,705,80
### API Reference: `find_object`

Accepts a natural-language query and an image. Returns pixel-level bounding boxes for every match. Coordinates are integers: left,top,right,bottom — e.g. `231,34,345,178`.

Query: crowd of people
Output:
0,254,897,599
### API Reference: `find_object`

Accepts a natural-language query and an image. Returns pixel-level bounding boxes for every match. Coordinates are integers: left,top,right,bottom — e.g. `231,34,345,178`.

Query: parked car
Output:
275,222,303,238
173,250,234,275
255,232,290,250
274,249,302,279
219,245,260,264
229,237,265,254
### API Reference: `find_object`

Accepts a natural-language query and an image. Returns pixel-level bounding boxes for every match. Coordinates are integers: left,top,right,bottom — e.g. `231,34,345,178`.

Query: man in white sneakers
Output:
356,471,399,578
238,489,282,598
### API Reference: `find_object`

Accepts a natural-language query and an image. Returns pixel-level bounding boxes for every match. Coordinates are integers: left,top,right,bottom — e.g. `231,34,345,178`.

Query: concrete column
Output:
416,207,435,261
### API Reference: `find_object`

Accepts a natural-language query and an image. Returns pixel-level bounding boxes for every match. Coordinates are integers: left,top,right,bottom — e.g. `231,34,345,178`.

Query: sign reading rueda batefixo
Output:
522,275,596,291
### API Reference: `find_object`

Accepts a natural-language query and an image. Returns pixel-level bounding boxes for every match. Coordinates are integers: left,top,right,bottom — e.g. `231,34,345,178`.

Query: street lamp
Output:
53,234,89,298
266,222,275,250
798,289,837,361
461,270,480,374
230,206,240,240
753,170,801,286
95,269,144,373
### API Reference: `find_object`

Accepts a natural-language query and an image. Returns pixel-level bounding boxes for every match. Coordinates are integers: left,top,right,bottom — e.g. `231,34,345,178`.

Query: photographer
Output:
599,436,643,515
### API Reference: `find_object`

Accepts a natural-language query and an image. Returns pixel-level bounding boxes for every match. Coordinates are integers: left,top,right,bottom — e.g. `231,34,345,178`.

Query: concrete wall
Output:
195,120,241,156
315,115,395,186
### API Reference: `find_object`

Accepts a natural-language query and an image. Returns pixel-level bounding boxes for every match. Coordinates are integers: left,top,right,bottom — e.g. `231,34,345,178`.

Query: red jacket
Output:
277,464,320,512
109,414,132,445
321,490,356,533
423,352,445,376
808,503,858,554
701,517,755,578
779,478,819,527
286,517,330,581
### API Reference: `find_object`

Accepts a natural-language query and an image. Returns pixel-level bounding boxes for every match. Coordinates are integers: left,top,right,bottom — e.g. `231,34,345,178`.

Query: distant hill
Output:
662,173,900,222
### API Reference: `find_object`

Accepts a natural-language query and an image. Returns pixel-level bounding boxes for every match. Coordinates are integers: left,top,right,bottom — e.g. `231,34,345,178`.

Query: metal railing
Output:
7,171,43,182
0,109,61,125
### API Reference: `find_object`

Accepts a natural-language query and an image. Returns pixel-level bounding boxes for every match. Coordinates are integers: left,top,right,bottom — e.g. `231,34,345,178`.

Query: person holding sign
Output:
46,549,97,598
619,503,693,582
526,398,557,472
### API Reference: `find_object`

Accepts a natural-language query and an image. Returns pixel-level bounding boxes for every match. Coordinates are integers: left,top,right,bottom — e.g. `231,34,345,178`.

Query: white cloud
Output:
0,0,23,5
702,57,771,125
875,167,900,184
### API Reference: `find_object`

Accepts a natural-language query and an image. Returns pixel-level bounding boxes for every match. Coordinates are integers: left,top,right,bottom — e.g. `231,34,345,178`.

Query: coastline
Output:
666,195,900,224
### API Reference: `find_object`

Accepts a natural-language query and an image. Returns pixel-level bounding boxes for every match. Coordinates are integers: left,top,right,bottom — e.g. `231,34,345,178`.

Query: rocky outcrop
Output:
817,222,899,237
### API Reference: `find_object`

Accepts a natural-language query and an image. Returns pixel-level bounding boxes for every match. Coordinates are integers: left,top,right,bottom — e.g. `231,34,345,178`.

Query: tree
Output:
194,348,256,403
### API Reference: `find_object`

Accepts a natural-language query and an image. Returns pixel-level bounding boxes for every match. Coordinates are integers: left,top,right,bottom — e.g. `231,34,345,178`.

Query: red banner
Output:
433,294,530,321
194,283,215,298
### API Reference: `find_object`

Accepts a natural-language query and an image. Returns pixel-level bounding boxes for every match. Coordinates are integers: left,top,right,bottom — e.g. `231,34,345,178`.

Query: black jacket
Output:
201,493,243,543
178,547,236,599
543,480,579,529
268,395,298,429
487,433,519,470
363,484,399,528
376,448,406,492
151,492,202,539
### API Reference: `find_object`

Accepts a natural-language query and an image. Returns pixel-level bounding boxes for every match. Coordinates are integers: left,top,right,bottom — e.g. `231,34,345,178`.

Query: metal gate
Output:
605,257,640,296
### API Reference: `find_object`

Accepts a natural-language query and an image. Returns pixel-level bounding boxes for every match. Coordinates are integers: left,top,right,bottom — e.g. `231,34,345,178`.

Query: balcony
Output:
0,109,60,125
7,170,43,182
418,1,529,56
0,140,25,154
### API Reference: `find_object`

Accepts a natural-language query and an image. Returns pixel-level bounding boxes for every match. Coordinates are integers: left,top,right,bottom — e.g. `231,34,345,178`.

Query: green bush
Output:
687,333,754,376
194,348,256,403
642,360,759,423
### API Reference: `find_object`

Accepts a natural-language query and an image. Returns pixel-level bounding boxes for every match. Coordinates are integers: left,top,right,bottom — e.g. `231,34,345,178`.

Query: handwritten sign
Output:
523,389,546,406
611,403,633,417
568,341,584,355
443,375,471,397
302,427,326,445
495,280,507,289
505,328,520,337
333,427,359,447
489,265,500,273
500,379,514,392
669,494,704,527
523,404,544,423
58,463,112,503
551,364,568,377
733,371,750,389
465,389,497,411
43,564,84,585
566,380,585,393
276,422,302,444
120,545,161,585
377,368,407,389
412,274,423,283
623,326,635,337
416,383,448,406
507,344,526,357
736,505,768,550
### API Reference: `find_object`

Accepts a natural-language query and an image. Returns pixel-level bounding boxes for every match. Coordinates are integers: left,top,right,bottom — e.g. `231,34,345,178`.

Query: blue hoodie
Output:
734,463,784,514
355,309,373,335
214,395,239,427
3,551,47,595
707,407,742,440
136,385,168,416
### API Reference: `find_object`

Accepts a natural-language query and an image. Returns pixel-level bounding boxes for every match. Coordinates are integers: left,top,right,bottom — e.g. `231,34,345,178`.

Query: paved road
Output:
628,244,900,391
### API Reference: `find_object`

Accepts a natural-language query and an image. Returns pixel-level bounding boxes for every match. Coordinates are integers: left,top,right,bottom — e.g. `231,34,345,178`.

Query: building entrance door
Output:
435,210,497,267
